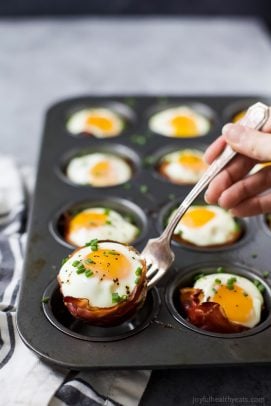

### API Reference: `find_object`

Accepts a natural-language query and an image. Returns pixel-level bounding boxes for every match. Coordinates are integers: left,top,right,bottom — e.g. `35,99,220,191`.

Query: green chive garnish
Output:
61,257,69,265
140,185,148,194
135,277,140,285
194,273,205,281
41,296,50,304
253,279,265,293
76,265,86,274
85,239,99,251
85,269,94,278
72,260,80,267
84,258,96,265
216,267,225,273
112,292,127,304
123,182,131,190
263,271,269,279
215,279,221,284
130,135,146,145
135,267,142,276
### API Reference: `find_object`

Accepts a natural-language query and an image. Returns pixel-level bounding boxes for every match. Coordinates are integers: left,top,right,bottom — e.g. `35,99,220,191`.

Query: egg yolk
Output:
84,249,132,280
90,160,111,178
232,110,246,123
212,284,253,324
178,153,206,171
85,114,114,133
69,211,108,232
170,115,198,137
181,207,215,228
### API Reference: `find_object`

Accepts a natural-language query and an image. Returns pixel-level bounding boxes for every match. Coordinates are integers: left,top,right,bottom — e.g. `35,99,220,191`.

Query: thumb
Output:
222,123,271,162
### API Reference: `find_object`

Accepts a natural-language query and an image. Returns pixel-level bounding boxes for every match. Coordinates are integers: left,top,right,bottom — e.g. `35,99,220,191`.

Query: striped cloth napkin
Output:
0,156,151,406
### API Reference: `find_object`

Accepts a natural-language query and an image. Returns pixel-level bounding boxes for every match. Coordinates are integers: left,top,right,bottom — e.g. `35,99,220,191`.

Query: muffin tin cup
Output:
157,198,250,252
17,95,271,369
43,280,161,342
150,142,209,186
165,262,271,339
65,100,137,139
49,197,149,249
56,143,141,189
146,101,218,139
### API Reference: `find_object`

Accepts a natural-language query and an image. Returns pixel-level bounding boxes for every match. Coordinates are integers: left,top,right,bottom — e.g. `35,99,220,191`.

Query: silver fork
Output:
143,102,270,288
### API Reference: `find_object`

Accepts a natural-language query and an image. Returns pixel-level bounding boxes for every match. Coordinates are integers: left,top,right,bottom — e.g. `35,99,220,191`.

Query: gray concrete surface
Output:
1,17,271,166
1,17,271,405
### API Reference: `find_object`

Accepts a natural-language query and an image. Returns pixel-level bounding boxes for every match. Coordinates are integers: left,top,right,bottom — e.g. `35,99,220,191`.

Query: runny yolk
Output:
180,207,215,228
178,153,207,171
170,115,199,137
90,160,111,178
212,284,253,324
85,114,114,133
232,110,246,123
69,211,108,232
84,249,131,280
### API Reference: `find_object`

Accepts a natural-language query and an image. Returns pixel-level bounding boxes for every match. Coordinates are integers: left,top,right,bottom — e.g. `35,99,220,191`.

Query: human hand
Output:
204,109,271,217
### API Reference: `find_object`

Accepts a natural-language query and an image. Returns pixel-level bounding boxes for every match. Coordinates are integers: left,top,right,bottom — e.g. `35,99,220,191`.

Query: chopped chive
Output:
216,266,225,273
135,277,140,285
61,257,69,265
108,250,120,255
212,288,217,294
112,292,127,304
194,273,205,281
106,220,112,225
85,239,99,251
253,279,265,293
104,208,110,215
85,269,94,278
41,296,50,304
130,135,146,146
84,258,96,265
112,292,121,303
140,184,148,194
226,277,237,290
143,156,155,166
263,271,269,279
123,182,131,190
72,260,80,267
135,267,142,276
215,278,221,284
243,292,248,297
76,265,86,274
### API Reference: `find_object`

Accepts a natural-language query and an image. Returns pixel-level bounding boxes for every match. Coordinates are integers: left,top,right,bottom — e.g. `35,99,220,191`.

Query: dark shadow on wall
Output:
0,0,271,22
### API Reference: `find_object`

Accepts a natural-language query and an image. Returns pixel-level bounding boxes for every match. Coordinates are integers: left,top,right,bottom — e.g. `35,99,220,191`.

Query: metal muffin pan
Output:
17,95,271,369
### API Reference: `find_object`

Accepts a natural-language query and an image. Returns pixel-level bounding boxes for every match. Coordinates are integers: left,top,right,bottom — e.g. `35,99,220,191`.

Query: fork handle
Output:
160,102,270,243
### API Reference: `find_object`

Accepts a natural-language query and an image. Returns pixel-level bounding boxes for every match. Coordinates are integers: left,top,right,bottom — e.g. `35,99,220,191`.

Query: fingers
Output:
222,123,271,162
204,135,226,164
218,166,271,210
230,193,271,217
204,154,255,204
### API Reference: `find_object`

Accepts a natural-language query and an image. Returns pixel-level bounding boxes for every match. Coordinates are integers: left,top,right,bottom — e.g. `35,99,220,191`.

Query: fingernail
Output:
204,191,210,203
222,123,233,135
223,124,243,142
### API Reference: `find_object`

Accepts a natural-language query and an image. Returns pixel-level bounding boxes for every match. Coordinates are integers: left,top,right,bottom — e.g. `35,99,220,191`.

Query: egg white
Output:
67,108,123,137
159,149,207,184
58,242,142,308
194,273,264,328
170,205,239,247
149,106,210,137
66,207,139,246
66,153,132,186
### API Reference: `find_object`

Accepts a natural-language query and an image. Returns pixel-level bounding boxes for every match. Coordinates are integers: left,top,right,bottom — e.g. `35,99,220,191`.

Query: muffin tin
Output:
17,95,271,369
